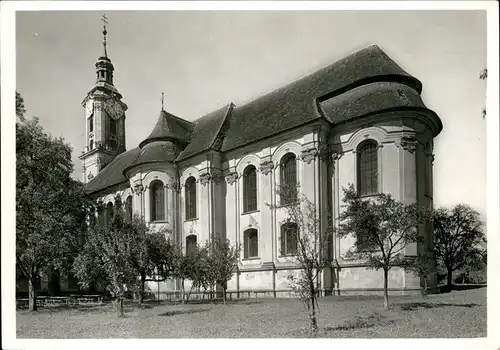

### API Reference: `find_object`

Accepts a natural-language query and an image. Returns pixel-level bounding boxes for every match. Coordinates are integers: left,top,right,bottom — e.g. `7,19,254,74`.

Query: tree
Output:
16,91,27,120
402,253,435,298
16,117,90,311
271,184,333,334
207,233,239,305
432,204,484,289
337,184,429,309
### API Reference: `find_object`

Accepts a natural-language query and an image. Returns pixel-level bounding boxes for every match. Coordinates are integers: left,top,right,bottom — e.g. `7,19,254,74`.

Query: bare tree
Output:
270,184,333,334
337,184,429,309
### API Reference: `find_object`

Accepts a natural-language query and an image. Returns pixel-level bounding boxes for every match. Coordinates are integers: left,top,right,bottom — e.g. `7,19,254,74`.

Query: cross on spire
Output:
161,92,165,111
101,14,108,58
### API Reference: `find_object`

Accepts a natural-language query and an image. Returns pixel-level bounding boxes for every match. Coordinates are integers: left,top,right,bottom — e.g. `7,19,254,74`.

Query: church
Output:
79,23,443,297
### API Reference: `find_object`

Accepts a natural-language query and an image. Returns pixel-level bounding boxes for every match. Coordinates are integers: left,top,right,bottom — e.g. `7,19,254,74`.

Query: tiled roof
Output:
175,103,233,161
85,147,141,195
219,45,420,152
84,45,439,195
139,110,193,148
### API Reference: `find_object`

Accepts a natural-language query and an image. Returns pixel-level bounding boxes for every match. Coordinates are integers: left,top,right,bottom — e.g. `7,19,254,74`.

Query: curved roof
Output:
139,110,193,148
319,81,428,123
85,147,141,194
219,44,422,152
85,44,442,195
123,141,180,175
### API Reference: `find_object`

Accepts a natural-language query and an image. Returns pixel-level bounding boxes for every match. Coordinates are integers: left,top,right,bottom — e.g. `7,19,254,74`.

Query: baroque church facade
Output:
80,27,443,297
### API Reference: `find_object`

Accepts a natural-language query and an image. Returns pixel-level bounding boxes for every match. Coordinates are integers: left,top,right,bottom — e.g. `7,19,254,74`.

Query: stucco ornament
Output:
400,135,419,153
133,183,144,195
259,160,274,175
225,171,239,185
199,173,211,186
103,95,124,120
167,178,180,192
300,147,318,164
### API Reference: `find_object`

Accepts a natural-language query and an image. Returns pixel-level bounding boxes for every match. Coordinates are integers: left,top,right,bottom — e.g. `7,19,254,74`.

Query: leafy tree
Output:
432,204,484,289
16,91,27,120
207,233,240,305
402,253,435,298
16,117,90,311
337,184,429,309
170,244,195,304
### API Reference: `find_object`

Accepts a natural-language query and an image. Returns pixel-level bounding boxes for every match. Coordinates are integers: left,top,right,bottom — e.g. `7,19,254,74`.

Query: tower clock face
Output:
103,97,124,120
85,101,94,116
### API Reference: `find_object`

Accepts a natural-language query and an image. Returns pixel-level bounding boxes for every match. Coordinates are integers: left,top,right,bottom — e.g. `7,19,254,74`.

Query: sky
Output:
15,10,487,215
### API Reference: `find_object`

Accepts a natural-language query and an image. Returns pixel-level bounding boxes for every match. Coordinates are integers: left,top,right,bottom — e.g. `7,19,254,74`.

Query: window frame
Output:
125,195,133,222
243,165,258,213
150,180,165,222
243,228,259,259
184,177,197,220
357,140,378,196
279,153,298,205
186,234,197,256
280,222,299,257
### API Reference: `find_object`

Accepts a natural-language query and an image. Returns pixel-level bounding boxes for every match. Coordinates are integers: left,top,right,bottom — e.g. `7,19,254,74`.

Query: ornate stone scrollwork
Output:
318,146,330,161
199,173,211,186
167,178,180,192
300,147,318,164
259,160,274,175
225,171,238,185
331,151,343,162
400,136,419,154
133,184,144,195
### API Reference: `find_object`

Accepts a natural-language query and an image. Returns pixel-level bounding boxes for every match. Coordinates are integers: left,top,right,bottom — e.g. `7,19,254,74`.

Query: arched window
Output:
280,153,297,205
243,229,259,258
280,222,298,256
109,137,117,150
357,141,378,196
185,177,197,220
88,115,94,133
243,165,257,213
89,139,94,151
186,235,197,256
150,181,165,222
125,195,133,222
106,202,114,227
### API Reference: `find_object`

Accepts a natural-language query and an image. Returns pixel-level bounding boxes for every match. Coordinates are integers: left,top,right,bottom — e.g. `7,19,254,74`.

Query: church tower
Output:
79,15,128,183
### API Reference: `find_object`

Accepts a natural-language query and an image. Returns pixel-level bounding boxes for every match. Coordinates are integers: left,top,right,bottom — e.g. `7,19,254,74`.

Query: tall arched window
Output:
185,177,197,220
106,202,114,227
186,235,197,256
357,141,378,196
280,222,298,256
125,195,133,222
243,229,259,258
280,153,297,205
150,180,165,222
88,115,94,133
110,118,117,134
243,165,257,213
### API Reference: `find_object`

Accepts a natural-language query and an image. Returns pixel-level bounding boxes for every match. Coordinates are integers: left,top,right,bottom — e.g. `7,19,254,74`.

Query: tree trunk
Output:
28,278,38,312
447,267,453,290
140,273,146,304
222,286,226,305
383,268,389,309
181,279,185,304
119,297,124,317
422,275,428,299
309,279,318,335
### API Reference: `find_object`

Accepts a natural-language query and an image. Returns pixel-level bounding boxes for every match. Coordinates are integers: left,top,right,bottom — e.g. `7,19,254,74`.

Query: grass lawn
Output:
16,287,486,338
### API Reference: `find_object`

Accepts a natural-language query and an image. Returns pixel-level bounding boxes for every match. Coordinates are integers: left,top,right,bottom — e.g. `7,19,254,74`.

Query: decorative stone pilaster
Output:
133,183,144,195
400,135,419,153
318,146,330,161
225,171,238,185
166,178,180,192
199,172,211,186
259,160,274,175
300,147,318,164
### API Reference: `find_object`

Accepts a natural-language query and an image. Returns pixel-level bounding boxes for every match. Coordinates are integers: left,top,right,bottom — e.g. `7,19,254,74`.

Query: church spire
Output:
101,14,108,58
95,13,114,85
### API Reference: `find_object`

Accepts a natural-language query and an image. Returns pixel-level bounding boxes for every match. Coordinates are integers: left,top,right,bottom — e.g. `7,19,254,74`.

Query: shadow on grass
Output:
325,313,394,332
158,308,210,317
439,284,486,294
398,302,479,311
